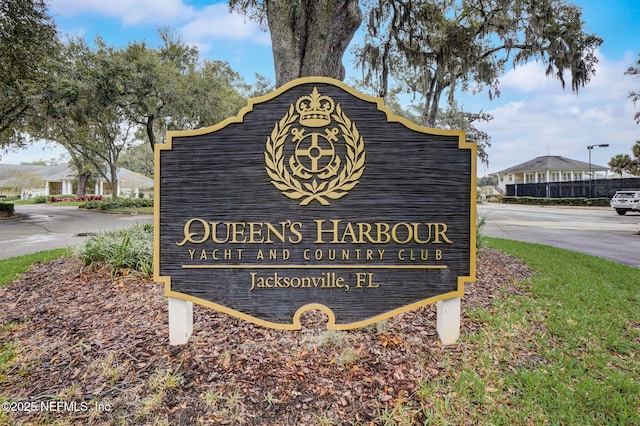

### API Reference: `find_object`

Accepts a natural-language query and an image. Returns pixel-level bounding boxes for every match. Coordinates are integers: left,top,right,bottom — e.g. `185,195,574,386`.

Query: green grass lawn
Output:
415,237,640,425
1,239,638,424
0,248,72,287
104,206,154,214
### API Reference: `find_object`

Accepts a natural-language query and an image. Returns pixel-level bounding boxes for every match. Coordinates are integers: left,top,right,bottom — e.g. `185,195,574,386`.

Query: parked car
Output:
610,190,640,215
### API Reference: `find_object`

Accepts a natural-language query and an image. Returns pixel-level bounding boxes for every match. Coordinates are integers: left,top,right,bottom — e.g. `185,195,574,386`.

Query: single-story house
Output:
0,164,153,199
496,155,608,193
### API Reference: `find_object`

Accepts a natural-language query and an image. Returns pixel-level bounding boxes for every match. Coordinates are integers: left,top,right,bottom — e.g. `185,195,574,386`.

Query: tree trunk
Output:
109,163,119,198
76,173,90,197
145,117,156,153
266,0,362,87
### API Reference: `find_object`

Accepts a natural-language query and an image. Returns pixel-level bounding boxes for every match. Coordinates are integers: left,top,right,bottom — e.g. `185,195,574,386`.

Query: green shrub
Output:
50,195,102,203
78,224,153,278
0,203,15,217
33,195,49,204
500,196,610,207
80,197,154,210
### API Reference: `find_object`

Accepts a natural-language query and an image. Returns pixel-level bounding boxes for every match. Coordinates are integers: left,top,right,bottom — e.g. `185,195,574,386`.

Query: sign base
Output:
167,296,462,346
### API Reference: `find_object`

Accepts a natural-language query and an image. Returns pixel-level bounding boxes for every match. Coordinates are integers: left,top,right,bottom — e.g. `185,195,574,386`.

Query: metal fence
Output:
505,177,640,198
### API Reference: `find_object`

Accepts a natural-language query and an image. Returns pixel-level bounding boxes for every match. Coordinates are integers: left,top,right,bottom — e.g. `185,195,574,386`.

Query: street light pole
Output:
587,144,609,198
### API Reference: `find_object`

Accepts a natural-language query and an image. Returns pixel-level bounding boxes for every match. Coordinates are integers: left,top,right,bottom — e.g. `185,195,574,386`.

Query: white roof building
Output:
496,155,608,193
0,164,153,199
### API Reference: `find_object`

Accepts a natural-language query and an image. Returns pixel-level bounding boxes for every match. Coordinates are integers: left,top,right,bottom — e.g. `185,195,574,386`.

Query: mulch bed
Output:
0,248,531,425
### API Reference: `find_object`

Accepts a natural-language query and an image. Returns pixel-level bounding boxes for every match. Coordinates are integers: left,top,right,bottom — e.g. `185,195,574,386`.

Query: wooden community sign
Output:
154,77,477,330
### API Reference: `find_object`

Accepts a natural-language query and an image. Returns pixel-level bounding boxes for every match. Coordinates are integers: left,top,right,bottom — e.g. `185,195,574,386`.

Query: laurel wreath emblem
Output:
265,104,366,205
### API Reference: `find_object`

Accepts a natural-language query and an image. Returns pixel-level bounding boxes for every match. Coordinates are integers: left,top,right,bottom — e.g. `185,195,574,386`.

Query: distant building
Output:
0,164,153,199
496,155,608,194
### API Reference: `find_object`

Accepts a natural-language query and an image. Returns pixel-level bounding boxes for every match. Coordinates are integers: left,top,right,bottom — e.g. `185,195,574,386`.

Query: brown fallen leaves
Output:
0,248,530,425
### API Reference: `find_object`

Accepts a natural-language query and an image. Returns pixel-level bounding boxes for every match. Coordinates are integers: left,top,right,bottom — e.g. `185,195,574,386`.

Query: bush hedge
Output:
50,195,103,203
0,203,15,217
500,196,610,207
1,196,20,202
80,197,153,210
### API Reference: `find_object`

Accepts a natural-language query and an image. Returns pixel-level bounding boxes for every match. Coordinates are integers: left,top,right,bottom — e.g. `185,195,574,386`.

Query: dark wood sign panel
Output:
154,77,476,330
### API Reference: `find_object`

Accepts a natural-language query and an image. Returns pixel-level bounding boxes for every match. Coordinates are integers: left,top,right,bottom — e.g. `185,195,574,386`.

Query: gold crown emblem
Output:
295,87,335,127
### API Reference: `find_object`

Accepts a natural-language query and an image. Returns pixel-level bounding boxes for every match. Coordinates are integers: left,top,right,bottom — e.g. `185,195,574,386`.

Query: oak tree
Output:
39,37,133,196
119,29,248,152
356,0,603,127
230,1,601,126
0,0,60,149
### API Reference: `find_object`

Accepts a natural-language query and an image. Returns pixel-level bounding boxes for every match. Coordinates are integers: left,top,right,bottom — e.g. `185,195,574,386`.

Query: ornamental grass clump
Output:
78,224,153,279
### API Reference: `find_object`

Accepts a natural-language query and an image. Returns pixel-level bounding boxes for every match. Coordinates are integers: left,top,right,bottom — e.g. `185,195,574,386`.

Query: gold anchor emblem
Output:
265,87,366,205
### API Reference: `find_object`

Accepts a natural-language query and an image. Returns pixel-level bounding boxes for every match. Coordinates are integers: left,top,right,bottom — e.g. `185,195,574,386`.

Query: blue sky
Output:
2,0,639,177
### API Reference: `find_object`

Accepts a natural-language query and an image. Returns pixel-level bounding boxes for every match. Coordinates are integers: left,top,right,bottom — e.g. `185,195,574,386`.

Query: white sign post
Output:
436,297,461,345
168,297,193,345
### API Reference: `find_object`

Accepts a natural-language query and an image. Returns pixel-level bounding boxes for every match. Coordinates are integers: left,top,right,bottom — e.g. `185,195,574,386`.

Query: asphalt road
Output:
0,204,153,260
477,203,640,268
2,203,639,269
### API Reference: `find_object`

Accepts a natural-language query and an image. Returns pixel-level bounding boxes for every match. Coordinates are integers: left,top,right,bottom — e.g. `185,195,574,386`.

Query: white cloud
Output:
50,0,270,49
179,3,271,53
50,0,193,26
500,61,556,93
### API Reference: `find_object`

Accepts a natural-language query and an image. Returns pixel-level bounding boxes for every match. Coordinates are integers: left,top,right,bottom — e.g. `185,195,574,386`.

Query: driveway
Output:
0,204,153,259
477,203,640,268
3,203,639,268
